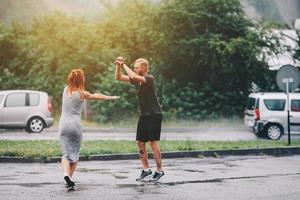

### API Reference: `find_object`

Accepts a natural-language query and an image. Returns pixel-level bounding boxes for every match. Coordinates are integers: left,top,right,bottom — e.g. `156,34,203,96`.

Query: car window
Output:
29,93,39,106
291,100,300,112
5,93,26,107
263,99,285,111
246,97,256,110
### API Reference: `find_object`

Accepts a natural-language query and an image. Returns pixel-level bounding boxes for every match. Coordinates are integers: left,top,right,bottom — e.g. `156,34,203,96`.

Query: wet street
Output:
0,127,264,141
0,155,300,200
1,127,300,141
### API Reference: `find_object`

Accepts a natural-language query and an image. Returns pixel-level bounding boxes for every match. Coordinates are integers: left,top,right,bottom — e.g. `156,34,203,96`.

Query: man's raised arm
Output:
122,64,146,84
114,57,130,83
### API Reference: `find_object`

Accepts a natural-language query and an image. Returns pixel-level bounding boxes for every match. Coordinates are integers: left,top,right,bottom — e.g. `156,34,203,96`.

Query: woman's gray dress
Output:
59,87,83,163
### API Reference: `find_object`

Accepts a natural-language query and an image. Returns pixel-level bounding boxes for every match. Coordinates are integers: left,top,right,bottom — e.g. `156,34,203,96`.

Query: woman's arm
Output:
84,91,120,100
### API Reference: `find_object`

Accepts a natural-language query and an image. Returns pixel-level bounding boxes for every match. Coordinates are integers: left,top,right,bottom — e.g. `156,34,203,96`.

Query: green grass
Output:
0,140,300,159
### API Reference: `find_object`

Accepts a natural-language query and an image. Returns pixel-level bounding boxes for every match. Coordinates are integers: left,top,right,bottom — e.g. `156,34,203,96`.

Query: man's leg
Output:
137,141,149,169
149,140,164,182
149,141,162,172
136,141,152,181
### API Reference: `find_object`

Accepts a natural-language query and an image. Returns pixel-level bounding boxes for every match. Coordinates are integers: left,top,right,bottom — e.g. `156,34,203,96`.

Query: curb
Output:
1,147,300,163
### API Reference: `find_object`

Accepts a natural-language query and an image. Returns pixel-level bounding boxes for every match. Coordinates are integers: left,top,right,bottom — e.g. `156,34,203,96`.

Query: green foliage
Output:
91,65,138,122
98,0,162,62
0,12,118,113
0,0,282,122
155,0,277,118
294,31,300,62
89,0,163,122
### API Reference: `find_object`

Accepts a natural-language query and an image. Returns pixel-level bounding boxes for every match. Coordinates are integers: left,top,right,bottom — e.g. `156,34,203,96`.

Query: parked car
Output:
0,90,54,133
244,93,260,131
244,92,300,140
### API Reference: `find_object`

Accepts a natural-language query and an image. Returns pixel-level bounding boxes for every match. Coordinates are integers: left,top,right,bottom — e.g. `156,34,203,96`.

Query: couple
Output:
59,57,164,189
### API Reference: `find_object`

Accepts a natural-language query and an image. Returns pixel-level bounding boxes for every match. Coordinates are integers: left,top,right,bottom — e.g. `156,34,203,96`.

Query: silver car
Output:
247,92,300,140
0,90,54,133
244,93,260,130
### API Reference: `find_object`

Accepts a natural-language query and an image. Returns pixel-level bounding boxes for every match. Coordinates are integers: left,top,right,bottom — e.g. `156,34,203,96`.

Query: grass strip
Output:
0,140,300,159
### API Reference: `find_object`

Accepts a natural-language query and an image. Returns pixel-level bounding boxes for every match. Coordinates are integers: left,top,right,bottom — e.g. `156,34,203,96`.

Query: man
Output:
115,57,164,182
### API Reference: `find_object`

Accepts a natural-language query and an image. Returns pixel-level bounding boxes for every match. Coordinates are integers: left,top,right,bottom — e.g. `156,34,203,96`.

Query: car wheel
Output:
27,117,44,133
266,124,282,140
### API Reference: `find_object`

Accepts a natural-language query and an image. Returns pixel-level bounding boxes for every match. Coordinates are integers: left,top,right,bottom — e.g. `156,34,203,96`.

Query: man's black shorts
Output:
136,114,162,142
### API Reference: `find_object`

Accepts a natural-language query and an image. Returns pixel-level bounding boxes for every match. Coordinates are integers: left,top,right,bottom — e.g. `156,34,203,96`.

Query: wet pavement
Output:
0,155,300,200
1,127,300,141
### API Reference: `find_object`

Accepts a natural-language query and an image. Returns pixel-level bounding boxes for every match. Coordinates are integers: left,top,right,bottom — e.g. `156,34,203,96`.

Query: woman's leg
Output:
69,161,78,177
61,158,75,187
61,158,71,176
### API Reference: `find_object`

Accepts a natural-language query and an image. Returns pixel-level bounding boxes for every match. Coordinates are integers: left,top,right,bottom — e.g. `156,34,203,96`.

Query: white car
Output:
244,92,300,140
244,93,260,130
0,90,54,133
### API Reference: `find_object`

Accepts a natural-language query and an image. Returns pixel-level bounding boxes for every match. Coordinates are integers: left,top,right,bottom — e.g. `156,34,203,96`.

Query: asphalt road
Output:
1,127,300,141
0,127,260,141
0,155,299,200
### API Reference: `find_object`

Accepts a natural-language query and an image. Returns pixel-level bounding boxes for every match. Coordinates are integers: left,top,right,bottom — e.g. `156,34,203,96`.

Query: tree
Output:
0,0,281,121
154,0,277,117
1,12,118,114
294,31,300,62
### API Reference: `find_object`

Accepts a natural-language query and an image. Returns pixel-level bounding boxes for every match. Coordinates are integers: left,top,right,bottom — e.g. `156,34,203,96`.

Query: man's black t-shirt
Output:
130,74,162,116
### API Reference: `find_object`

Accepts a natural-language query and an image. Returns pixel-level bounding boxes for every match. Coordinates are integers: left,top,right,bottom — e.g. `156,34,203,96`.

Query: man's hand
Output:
114,56,125,67
114,56,130,83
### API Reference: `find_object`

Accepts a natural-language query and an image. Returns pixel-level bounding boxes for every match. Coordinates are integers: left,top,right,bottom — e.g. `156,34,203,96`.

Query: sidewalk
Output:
1,156,300,200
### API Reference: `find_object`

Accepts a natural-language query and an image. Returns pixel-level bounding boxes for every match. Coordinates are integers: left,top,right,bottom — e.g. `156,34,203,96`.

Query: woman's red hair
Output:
67,69,85,99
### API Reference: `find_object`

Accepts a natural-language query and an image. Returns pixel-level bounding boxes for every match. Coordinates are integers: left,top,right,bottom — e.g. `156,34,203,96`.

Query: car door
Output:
1,92,28,126
244,96,257,128
290,98,300,134
0,94,4,124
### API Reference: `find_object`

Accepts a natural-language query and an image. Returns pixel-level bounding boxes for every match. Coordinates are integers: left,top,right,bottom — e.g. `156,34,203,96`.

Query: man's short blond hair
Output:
134,58,149,72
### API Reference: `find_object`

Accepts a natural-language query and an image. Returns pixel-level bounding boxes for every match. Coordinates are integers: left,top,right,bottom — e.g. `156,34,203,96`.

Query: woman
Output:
59,69,119,189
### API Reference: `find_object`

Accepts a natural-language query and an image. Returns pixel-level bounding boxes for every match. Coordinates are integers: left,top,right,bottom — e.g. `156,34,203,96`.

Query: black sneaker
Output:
67,186,75,192
64,176,75,187
149,171,165,182
136,169,152,181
